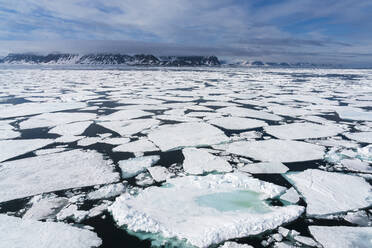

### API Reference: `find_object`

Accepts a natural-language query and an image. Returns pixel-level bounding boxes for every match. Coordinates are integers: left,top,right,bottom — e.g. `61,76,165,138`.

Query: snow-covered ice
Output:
118,155,160,178
228,140,325,163
238,161,289,174
0,214,102,248
147,166,172,182
0,150,120,202
148,122,229,151
113,139,159,155
309,226,372,248
345,132,372,144
285,169,372,216
87,183,126,200
208,117,267,130
0,139,54,162
182,148,232,175
217,106,283,121
280,187,300,204
23,196,68,220
109,173,304,247
264,123,344,140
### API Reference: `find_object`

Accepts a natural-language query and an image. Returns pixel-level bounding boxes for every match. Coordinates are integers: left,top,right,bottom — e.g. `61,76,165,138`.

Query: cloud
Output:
0,0,371,64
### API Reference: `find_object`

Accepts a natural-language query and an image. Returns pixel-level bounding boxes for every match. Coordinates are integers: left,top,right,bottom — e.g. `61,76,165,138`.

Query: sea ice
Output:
0,139,54,162
335,107,372,121
217,106,283,121
98,119,160,137
23,196,68,220
309,226,372,248
0,150,120,202
285,169,372,216
87,183,126,200
238,161,289,174
208,117,268,130
0,102,86,118
220,242,253,248
228,140,325,163
148,122,229,151
49,121,92,136
109,173,304,248
19,112,96,129
147,166,172,182
113,139,159,155
182,148,232,175
100,109,153,121
280,188,300,204
264,123,343,140
345,132,372,144
0,214,102,248
118,155,160,178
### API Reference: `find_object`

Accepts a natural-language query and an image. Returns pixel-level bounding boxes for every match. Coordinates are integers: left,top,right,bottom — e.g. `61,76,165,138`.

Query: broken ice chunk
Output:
87,183,126,200
182,148,232,175
285,169,372,216
113,139,159,155
217,106,283,121
49,121,92,136
0,139,54,162
219,242,253,248
23,196,68,220
0,150,120,202
147,166,173,182
148,122,229,151
208,117,267,130
309,226,372,248
264,123,343,140
0,214,102,248
280,187,300,204
238,161,289,174
118,155,160,179
228,140,325,163
345,131,372,144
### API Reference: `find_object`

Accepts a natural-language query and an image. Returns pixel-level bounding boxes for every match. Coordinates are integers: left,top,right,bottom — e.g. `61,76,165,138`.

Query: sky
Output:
0,0,372,65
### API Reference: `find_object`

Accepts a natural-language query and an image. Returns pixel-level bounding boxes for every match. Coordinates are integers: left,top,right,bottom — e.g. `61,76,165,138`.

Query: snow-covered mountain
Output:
0,53,221,66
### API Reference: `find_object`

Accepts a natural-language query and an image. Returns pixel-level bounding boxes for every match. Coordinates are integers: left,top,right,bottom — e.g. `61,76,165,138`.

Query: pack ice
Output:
109,173,304,247
0,150,120,202
264,123,344,140
309,226,372,248
285,169,372,216
148,122,229,151
228,140,325,163
0,214,102,248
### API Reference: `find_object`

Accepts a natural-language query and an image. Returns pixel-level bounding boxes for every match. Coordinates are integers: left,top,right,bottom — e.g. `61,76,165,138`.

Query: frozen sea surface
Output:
0,67,371,247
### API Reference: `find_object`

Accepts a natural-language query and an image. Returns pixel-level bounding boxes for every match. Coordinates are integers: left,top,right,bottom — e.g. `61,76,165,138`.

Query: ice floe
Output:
113,139,159,155
217,106,283,121
238,161,289,174
280,187,300,204
49,121,92,136
100,109,153,121
148,122,229,151
0,139,54,162
87,183,126,200
285,169,372,216
147,166,173,182
0,102,86,118
0,214,102,248
110,173,304,248
118,155,160,178
0,150,119,202
228,140,325,163
98,119,160,137
208,117,267,130
309,226,372,248
19,112,96,129
23,196,68,220
345,132,372,144
264,122,344,140
182,148,232,175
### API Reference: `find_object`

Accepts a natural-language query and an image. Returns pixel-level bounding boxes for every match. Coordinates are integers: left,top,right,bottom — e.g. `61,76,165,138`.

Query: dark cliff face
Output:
2,53,79,64
1,53,220,66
